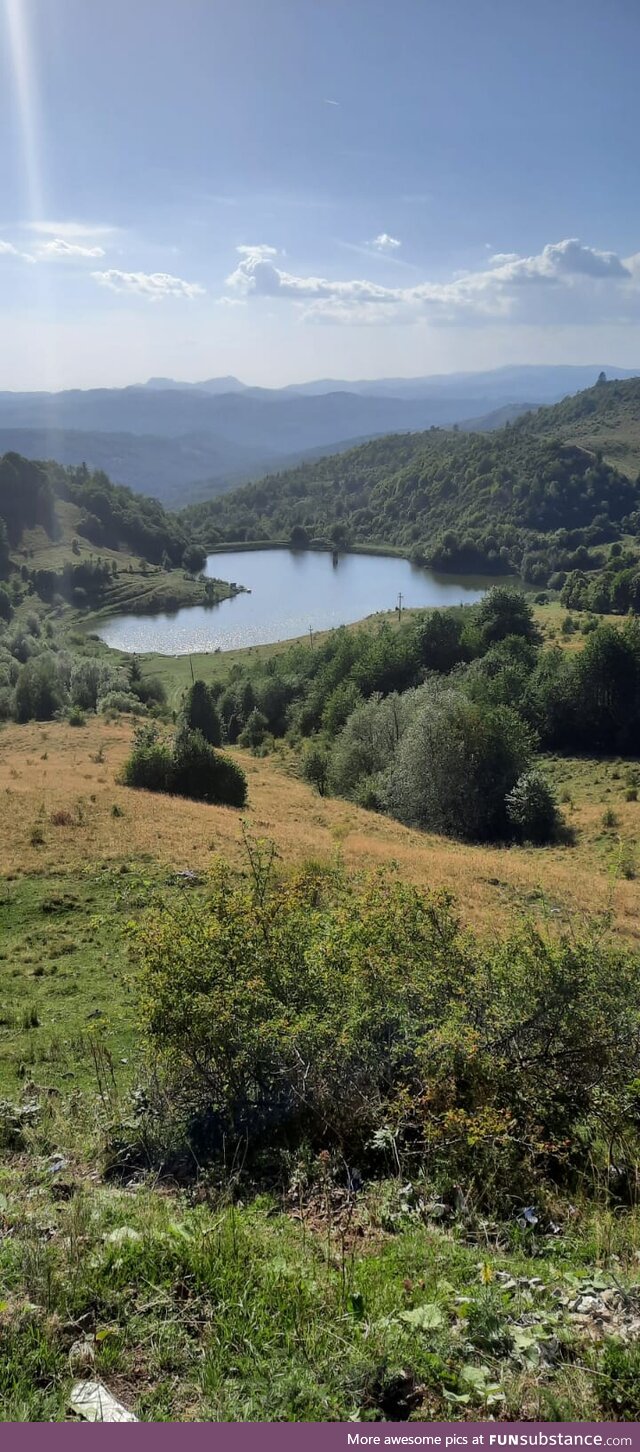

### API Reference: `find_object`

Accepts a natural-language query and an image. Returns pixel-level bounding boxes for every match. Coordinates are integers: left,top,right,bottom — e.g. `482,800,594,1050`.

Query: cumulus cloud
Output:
0,238,35,263
225,238,640,327
41,238,105,259
371,233,401,251
92,269,205,301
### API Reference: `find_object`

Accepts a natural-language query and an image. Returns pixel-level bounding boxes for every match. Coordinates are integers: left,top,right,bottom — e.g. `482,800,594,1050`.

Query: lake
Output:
96,548,502,656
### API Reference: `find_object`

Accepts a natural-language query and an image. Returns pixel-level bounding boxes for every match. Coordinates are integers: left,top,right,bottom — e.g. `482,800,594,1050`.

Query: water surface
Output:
96,548,501,656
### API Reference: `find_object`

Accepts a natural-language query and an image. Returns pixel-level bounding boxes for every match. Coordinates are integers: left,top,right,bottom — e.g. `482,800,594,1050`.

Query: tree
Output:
384,688,532,841
0,585,13,622
290,524,310,549
477,587,540,647
415,610,466,673
302,742,329,796
182,543,207,574
184,679,222,746
506,769,560,844
14,654,68,722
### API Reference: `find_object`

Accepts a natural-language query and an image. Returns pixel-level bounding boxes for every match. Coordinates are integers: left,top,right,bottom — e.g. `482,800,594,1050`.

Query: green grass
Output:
1,847,640,1421
0,868,150,1097
1,1145,638,1422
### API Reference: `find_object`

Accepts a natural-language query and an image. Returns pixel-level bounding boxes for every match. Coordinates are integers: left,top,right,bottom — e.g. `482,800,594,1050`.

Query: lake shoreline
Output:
93,546,512,659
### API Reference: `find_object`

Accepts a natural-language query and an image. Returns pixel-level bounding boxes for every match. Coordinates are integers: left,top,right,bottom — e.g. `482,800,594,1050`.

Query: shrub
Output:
122,723,248,808
67,705,86,727
132,674,167,708
121,723,172,793
505,768,560,844
99,690,145,716
302,742,330,796
128,856,640,1202
238,708,269,749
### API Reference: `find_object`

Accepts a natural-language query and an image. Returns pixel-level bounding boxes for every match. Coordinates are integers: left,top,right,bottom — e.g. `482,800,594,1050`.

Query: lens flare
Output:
4,0,56,391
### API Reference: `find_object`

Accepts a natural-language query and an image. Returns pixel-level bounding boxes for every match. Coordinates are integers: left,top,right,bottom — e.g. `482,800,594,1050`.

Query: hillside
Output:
184,377,640,582
520,374,640,479
0,451,234,617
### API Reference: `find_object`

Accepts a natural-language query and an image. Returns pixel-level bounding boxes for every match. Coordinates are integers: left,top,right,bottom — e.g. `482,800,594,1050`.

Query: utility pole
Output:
309,625,314,649
397,591,403,622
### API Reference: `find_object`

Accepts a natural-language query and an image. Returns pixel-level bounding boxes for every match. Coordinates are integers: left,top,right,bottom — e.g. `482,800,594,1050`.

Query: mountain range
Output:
0,364,636,507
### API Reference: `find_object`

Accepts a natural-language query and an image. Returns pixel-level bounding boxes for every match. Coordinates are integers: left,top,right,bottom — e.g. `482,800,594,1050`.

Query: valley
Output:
2,376,640,1424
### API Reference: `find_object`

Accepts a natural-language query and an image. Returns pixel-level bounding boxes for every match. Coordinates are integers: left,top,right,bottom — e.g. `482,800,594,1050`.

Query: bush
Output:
302,742,329,796
505,768,560,844
128,856,640,1201
121,723,172,792
238,707,269,749
99,690,145,715
122,723,248,808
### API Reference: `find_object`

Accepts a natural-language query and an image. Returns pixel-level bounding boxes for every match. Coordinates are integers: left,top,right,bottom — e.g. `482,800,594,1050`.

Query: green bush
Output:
122,723,247,808
171,725,248,806
128,856,640,1201
505,768,560,844
121,723,172,792
239,707,269,749
302,742,329,796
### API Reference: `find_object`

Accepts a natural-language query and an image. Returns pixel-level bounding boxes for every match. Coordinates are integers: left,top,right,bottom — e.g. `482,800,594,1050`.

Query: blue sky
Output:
1,0,639,389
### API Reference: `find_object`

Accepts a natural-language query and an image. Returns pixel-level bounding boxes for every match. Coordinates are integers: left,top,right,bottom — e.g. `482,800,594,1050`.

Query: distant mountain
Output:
141,375,248,395
0,428,288,506
0,365,636,505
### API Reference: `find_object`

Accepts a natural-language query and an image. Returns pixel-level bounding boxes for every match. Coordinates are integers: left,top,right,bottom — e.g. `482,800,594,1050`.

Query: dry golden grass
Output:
0,717,638,941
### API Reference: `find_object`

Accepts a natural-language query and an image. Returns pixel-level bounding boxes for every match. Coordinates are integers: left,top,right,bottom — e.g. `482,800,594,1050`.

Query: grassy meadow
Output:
2,598,640,1422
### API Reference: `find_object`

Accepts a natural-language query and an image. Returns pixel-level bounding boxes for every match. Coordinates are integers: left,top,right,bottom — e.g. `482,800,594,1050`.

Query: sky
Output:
1,0,639,390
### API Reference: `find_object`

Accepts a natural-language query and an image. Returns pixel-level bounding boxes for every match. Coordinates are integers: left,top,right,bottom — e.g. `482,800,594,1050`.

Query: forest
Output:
183,377,640,597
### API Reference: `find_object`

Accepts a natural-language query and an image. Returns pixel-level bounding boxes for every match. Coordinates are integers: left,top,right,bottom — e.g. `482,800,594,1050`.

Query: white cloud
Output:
40,237,105,259
92,269,205,301
26,219,116,239
0,238,35,263
226,237,640,327
371,233,401,251
323,98,340,106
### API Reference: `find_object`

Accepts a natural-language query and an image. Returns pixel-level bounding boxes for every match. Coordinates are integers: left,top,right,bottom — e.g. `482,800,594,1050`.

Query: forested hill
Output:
0,452,191,573
516,374,640,479
183,377,640,582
